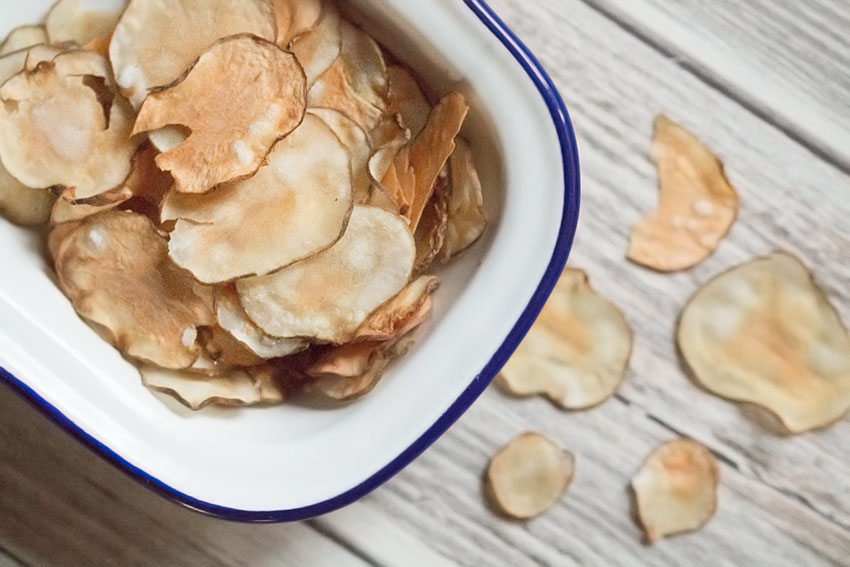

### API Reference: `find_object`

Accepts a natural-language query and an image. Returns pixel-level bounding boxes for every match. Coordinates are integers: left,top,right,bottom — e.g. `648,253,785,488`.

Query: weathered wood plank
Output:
314,504,459,567
367,391,850,566
0,388,373,567
584,0,850,172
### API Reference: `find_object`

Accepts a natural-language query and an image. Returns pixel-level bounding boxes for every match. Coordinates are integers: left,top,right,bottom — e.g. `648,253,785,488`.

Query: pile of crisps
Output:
0,0,488,409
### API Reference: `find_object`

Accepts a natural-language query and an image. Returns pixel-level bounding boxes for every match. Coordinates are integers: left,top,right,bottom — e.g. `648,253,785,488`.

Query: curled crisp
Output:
0,25,48,56
632,440,719,543
141,365,285,410
382,92,469,230
0,50,138,199
109,0,276,108
46,0,120,47
628,115,739,272
133,35,307,194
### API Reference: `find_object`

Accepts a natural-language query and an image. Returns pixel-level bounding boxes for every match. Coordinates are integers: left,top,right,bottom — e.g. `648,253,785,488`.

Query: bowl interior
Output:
0,0,569,513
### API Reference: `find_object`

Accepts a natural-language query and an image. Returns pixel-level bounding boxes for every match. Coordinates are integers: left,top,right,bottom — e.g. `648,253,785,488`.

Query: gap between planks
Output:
579,0,850,175
620,394,850,533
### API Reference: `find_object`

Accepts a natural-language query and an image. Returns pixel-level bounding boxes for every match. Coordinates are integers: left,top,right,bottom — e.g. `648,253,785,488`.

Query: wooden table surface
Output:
3,1,850,565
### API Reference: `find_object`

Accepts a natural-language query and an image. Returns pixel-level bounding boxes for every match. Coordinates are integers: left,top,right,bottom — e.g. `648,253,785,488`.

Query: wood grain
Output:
0,388,377,567
587,0,850,172
2,0,850,565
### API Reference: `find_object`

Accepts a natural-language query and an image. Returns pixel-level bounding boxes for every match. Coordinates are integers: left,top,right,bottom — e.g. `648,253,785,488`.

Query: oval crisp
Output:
237,205,416,343
485,432,575,520
51,211,215,369
678,252,850,434
498,268,632,410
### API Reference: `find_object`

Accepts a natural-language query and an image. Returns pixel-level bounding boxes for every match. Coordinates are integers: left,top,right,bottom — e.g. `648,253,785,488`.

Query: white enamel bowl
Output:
0,0,580,521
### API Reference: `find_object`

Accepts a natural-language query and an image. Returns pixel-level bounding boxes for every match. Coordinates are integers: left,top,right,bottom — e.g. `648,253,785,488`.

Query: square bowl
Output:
0,0,580,521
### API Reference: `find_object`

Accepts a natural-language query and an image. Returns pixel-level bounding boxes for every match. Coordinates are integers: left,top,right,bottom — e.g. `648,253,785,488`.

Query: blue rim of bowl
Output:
0,0,581,523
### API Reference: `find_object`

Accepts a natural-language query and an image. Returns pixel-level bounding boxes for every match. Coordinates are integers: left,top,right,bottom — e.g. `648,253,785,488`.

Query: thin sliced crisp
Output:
413,173,449,273
628,115,739,272
0,51,137,199
83,34,111,58
50,186,132,225
440,138,488,260
216,286,306,360
309,108,371,202
632,440,719,543
21,45,68,71
367,152,407,214
197,325,264,369
384,66,430,137
161,114,352,282
147,127,187,153
50,143,170,225
51,211,215,369
305,335,416,401
677,252,850,434
356,275,439,341
0,164,55,227
133,35,306,194
498,268,632,410
364,121,411,214
0,47,63,226
109,0,276,108
305,341,386,400
383,92,469,230
302,17,387,131
0,50,29,81
141,365,284,410
238,205,416,343
46,0,120,47
123,141,172,209
273,0,323,47
485,432,575,520
309,58,384,134
0,26,48,56
290,4,340,88
305,295,432,401
338,21,388,110
366,69,428,211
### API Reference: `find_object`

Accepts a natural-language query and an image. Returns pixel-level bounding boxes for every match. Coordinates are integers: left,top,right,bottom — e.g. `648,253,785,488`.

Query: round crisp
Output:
51,211,215,369
237,205,416,343
485,432,575,520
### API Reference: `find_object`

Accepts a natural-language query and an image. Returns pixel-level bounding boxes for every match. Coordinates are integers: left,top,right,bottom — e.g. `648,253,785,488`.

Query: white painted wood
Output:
318,504,459,567
2,0,850,565
586,0,850,171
